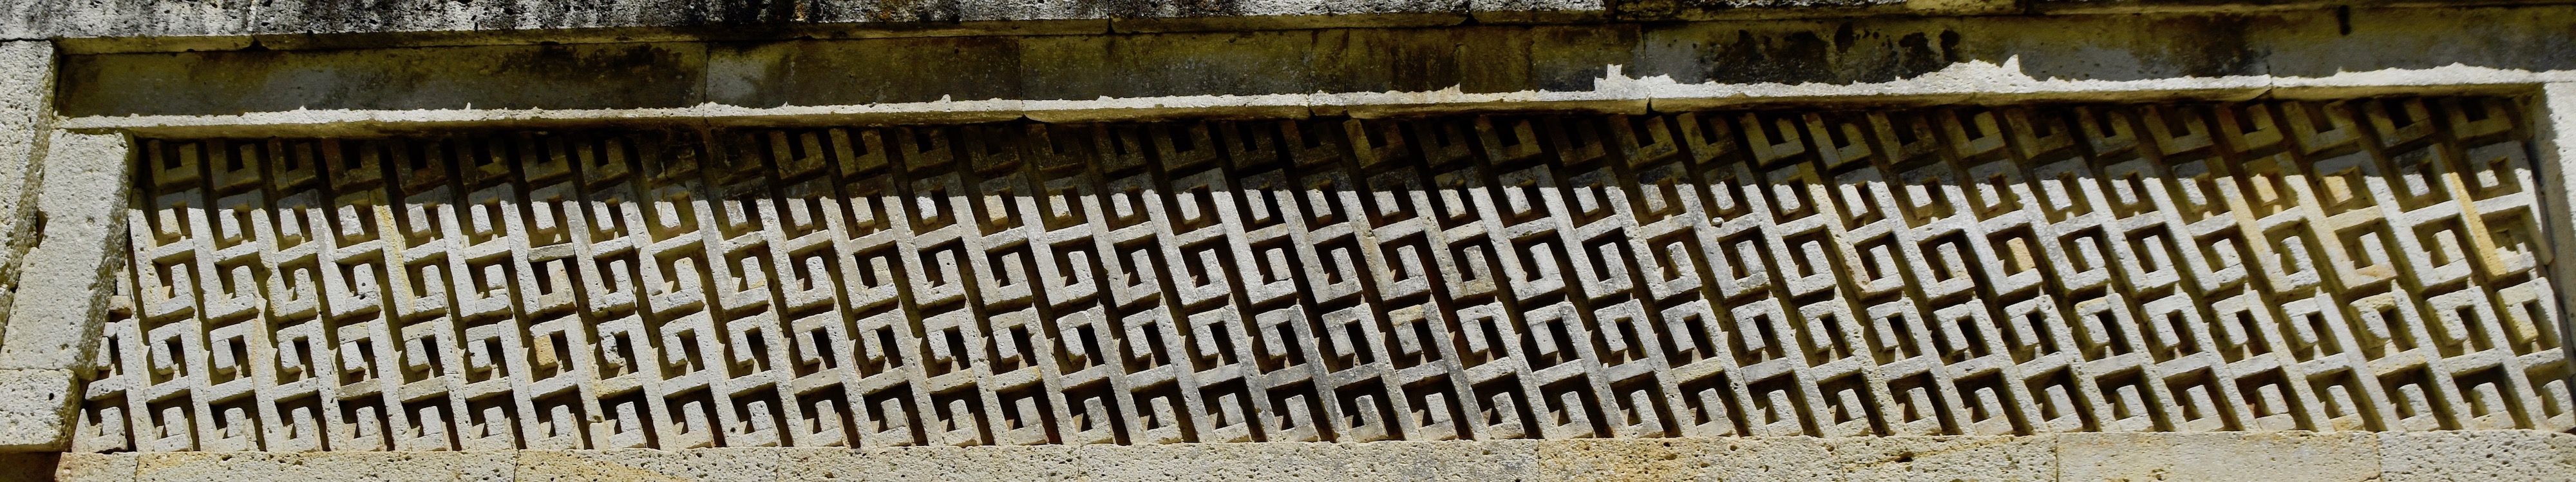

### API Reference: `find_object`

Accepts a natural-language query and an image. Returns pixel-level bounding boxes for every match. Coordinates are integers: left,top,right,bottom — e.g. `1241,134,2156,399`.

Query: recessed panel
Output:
71,97,2573,452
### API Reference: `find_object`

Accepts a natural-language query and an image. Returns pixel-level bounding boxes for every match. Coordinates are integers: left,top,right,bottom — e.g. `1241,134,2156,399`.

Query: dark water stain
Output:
1700,26,1965,84
1834,23,1858,53
1896,33,1942,77
1701,29,1833,84
1099,0,1245,17
2153,15,2259,78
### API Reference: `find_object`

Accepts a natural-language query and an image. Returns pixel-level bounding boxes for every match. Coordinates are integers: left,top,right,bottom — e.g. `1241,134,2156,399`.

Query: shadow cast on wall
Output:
76,97,2572,454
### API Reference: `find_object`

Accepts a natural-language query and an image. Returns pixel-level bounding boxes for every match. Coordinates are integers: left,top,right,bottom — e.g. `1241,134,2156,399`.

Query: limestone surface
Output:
70,97,2572,455
47,431,2576,481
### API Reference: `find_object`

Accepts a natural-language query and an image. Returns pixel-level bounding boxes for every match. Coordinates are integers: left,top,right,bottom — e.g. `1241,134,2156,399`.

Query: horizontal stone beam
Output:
50,6,2576,137
49,431,2576,481
13,0,2576,52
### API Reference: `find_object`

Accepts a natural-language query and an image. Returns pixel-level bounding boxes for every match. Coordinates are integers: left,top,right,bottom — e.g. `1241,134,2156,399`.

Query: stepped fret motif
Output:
73,97,2573,452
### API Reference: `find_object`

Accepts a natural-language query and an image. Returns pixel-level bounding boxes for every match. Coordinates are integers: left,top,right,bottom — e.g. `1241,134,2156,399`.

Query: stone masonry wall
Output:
73,97,2571,455
10,0,2576,479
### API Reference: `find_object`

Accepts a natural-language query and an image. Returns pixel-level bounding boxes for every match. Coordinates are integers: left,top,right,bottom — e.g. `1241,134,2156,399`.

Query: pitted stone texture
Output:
2058,432,2380,481
0,130,128,450
53,453,129,482
517,448,786,482
0,369,74,450
71,97,2572,455
1069,440,1546,481
1823,435,2054,481
51,432,2576,481
2379,430,2576,482
1,131,131,372
0,40,65,452
131,451,513,482
790,445,1086,481
1537,436,2051,480
0,42,54,331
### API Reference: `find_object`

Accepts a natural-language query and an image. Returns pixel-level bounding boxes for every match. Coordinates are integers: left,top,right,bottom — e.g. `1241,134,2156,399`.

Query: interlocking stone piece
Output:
0,41,53,331
0,130,131,450
72,97,2573,454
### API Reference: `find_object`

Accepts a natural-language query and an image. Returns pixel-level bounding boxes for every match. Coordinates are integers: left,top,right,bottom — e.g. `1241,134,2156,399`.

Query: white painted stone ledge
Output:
49,430,2576,481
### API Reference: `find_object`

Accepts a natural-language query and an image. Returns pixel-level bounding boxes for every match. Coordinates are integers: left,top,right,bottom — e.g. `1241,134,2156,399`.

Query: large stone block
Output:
133,452,514,482
2380,430,2576,482
0,369,73,450
1824,435,2054,481
2058,432,2380,481
0,131,129,373
0,42,53,317
1075,440,1539,481
518,448,788,482
785,446,1083,481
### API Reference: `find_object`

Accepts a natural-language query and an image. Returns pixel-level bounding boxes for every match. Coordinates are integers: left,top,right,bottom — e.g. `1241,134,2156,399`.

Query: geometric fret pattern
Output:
73,96,2572,452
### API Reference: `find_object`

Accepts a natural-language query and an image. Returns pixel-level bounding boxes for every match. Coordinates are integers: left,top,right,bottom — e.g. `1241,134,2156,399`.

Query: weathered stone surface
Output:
52,432,2576,481
0,43,52,333
0,3,2568,482
53,453,133,482
1668,437,1838,480
53,5,2576,137
0,44,55,450
131,452,324,482
0,369,73,450
1824,436,2054,481
2,0,1530,42
22,0,2568,47
0,0,1606,44
2539,84,2576,397
1535,439,1705,480
133,452,514,482
1535,437,1894,480
0,130,130,451
60,43,707,117
2059,432,2380,481
70,97,2573,456
788,446,1084,481
0,131,129,372
0,47,55,439
2380,430,2576,482
298,452,517,482
1111,442,1511,481
518,448,787,482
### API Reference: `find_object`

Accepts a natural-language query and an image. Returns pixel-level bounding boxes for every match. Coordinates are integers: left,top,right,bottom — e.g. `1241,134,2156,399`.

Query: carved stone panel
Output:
73,97,2572,452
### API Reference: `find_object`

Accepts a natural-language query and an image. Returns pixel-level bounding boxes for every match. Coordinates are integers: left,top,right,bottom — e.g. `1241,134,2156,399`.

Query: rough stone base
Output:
52,430,2576,481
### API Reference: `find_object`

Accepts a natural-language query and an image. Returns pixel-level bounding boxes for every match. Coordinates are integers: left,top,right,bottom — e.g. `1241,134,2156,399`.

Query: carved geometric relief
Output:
73,96,2572,452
